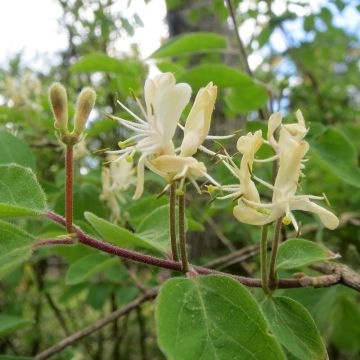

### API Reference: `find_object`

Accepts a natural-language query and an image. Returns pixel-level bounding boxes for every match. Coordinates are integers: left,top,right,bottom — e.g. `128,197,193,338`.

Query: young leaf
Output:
0,164,46,218
65,253,118,285
0,314,33,337
0,220,34,279
156,275,285,360
0,131,35,169
276,238,339,270
84,212,163,253
151,32,227,58
310,127,360,188
262,296,327,360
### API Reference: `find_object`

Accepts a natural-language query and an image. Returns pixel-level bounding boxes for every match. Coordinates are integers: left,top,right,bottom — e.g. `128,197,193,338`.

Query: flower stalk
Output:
65,144,74,233
169,182,179,261
268,218,283,290
178,190,189,273
260,225,270,294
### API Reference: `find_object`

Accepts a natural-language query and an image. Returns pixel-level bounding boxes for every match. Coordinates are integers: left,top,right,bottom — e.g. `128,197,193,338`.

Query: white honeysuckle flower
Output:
180,83,217,157
100,155,136,222
220,130,263,201
229,112,339,231
108,72,192,199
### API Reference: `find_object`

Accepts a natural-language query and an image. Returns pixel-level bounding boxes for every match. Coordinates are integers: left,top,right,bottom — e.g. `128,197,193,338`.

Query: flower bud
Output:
49,82,68,132
73,87,96,135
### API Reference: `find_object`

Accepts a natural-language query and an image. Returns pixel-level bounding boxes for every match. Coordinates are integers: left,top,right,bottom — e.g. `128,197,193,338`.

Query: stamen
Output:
254,154,279,163
117,99,148,126
253,175,274,190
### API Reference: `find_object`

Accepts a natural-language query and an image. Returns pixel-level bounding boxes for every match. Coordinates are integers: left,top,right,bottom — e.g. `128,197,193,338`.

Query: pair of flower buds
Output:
49,83,96,143
110,72,339,231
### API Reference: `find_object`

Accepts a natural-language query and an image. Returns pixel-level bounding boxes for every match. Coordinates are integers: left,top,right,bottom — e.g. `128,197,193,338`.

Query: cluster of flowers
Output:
107,72,339,231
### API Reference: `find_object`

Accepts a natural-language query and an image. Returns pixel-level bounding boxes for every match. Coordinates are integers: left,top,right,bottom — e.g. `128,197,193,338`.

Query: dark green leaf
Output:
157,275,284,360
84,212,162,252
0,314,33,337
262,296,327,360
0,164,46,217
151,32,227,58
65,253,118,285
0,131,35,169
310,127,360,188
276,238,339,270
0,220,34,279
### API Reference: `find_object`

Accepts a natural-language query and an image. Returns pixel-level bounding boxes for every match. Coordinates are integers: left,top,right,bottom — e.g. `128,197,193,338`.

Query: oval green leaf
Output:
151,32,227,58
65,253,118,285
0,164,46,218
84,212,162,253
0,220,34,279
276,238,339,270
262,296,327,360
156,275,284,360
0,131,35,169
178,64,253,91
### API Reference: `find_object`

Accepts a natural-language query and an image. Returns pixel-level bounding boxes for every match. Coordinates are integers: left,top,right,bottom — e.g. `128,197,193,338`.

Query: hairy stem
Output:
169,182,179,261
268,218,282,289
260,225,270,294
65,145,73,233
178,192,189,273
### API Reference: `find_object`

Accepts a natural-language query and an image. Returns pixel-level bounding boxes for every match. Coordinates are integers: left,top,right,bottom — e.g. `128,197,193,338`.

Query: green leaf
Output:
262,296,327,360
0,164,46,218
71,53,141,75
330,297,360,354
156,275,284,360
0,131,35,169
137,205,177,254
225,84,268,113
0,220,34,279
178,64,253,91
151,32,227,58
276,239,339,270
65,253,118,285
84,212,162,252
0,314,33,337
310,127,360,188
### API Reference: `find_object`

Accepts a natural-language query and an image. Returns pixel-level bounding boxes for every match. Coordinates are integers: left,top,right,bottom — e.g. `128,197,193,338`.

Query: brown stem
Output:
33,238,74,247
268,218,282,289
65,145,73,233
35,288,158,360
178,192,189,273
45,293,71,336
44,210,358,291
169,182,179,261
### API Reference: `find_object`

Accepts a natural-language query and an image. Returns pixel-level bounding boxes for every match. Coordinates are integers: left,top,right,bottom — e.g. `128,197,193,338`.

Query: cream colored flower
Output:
109,73,219,198
226,111,339,231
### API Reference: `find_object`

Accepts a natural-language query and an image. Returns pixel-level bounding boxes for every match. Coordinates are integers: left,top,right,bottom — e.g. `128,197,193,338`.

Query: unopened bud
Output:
49,82,68,132
73,87,96,135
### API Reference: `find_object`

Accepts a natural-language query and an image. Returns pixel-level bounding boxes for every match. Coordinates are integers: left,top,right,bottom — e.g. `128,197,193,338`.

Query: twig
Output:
205,216,236,252
45,293,71,336
33,238,74,247
260,226,270,294
35,288,158,360
136,306,147,360
44,210,360,291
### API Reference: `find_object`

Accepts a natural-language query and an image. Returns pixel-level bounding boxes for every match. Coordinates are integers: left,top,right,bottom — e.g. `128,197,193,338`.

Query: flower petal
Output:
290,198,339,230
180,83,217,157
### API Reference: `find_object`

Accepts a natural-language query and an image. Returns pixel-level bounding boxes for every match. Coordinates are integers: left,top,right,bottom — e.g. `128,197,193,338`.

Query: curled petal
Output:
233,202,281,226
267,112,282,150
133,155,147,199
290,198,339,230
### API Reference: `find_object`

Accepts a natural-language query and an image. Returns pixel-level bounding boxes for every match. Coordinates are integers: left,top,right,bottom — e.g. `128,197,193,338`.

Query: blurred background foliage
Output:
0,0,359,359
